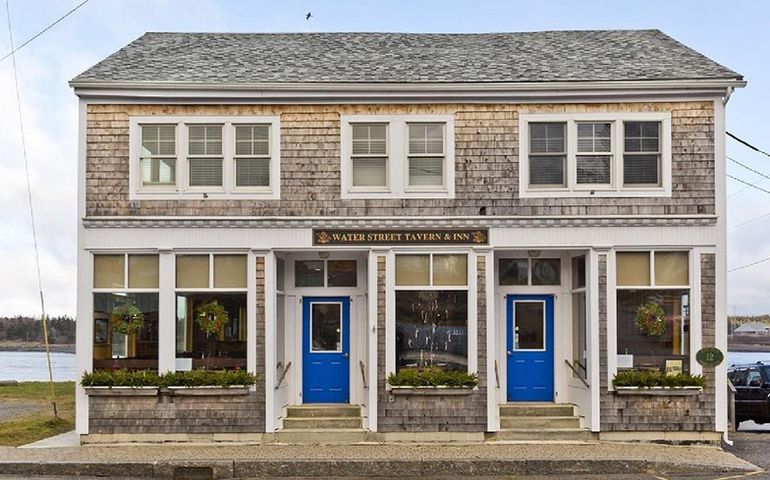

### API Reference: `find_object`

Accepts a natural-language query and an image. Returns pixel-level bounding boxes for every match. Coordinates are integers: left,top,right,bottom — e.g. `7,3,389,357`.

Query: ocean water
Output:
0,351,77,382
727,351,770,366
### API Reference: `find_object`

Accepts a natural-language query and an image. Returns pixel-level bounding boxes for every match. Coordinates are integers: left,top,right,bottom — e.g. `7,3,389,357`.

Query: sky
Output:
0,0,769,317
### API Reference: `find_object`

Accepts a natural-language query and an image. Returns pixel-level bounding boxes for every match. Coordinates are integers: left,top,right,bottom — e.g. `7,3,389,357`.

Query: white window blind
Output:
140,125,176,186
234,125,270,187
623,121,661,186
576,122,612,184
407,123,445,187
188,125,223,187
529,122,566,186
351,123,387,187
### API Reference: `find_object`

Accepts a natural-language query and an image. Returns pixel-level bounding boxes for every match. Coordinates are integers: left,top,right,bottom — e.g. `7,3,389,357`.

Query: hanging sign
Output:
696,347,724,368
312,228,489,246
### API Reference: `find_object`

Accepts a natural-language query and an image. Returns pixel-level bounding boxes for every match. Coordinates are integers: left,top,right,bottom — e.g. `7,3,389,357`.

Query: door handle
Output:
507,350,513,357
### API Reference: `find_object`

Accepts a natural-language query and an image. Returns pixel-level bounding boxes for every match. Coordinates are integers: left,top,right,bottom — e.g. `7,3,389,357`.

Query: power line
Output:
729,210,770,230
727,131,770,158
729,255,770,273
726,174,770,195
728,156,770,181
5,0,57,417
0,0,91,64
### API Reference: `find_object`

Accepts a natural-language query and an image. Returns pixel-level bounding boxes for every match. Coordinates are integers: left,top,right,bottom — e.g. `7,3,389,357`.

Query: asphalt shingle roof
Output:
71,30,742,85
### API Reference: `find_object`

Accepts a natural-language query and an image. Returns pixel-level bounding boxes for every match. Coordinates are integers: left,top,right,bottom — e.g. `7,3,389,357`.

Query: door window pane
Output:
616,252,651,286
432,255,467,286
176,255,209,289
395,255,430,286
532,259,561,286
499,258,528,286
295,260,324,287
328,260,357,287
514,301,545,350
128,255,159,289
654,252,689,286
311,303,342,352
213,255,247,289
94,255,125,288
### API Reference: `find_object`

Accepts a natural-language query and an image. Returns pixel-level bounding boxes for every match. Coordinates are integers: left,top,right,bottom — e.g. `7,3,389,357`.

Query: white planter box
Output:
166,385,251,396
387,386,477,396
614,386,703,396
84,386,159,397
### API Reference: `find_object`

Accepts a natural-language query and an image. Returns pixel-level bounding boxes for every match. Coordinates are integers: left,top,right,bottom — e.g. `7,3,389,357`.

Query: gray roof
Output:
71,30,741,85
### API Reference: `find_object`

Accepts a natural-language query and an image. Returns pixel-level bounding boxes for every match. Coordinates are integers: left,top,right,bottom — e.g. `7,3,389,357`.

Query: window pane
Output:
235,125,269,156
176,255,209,289
328,260,357,287
94,255,124,288
514,301,544,350
141,125,176,156
655,252,689,286
624,121,660,153
352,123,387,155
529,156,565,186
572,256,586,289
572,291,587,379
408,157,444,186
396,290,467,371
188,125,222,156
93,292,159,371
624,154,660,185
499,258,528,286
236,158,270,187
295,260,324,287
311,303,342,352
616,289,690,372
276,258,285,291
576,155,611,184
213,255,247,289
128,255,159,289
352,158,387,187
577,122,611,153
175,292,247,370
532,258,561,286
142,158,176,186
529,122,565,154
395,255,430,286
189,158,223,186
617,252,651,287
408,123,444,155
433,254,468,286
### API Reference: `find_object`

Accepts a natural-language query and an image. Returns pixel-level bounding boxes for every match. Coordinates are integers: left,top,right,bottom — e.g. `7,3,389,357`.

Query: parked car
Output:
728,362,770,425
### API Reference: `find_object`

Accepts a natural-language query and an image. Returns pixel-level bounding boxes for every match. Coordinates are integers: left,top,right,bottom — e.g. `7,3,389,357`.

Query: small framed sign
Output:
696,347,724,368
665,360,683,376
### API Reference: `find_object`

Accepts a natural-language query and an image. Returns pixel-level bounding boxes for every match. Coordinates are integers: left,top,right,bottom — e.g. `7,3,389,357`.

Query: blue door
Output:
506,295,554,402
302,297,350,403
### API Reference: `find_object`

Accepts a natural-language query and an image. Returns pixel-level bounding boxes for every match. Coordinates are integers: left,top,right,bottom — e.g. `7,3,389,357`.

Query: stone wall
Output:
85,102,714,217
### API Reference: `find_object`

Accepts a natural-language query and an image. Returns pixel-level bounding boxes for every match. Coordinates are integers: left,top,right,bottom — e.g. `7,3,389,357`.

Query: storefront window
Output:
616,251,690,373
395,254,468,371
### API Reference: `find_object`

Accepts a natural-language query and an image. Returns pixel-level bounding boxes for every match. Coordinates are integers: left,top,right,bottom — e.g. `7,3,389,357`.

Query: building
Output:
71,30,744,443
733,322,770,335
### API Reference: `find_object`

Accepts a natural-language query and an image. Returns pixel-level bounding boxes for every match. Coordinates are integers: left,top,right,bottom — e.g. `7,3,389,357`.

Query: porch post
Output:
157,249,175,373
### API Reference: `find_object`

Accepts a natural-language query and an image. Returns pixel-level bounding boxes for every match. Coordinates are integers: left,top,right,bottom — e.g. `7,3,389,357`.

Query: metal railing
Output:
359,361,368,389
564,359,590,388
275,361,292,389
494,360,500,389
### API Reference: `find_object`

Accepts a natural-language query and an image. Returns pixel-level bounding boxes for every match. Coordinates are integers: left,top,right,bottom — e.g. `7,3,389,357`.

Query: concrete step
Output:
274,429,368,444
286,405,361,418
282,416,362,430
488,428,597,442
500,415,581,429
499,403,575,417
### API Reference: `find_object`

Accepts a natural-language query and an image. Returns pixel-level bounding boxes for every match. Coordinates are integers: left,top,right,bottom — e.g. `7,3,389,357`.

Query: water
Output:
727,351,770,366
0,351,77,382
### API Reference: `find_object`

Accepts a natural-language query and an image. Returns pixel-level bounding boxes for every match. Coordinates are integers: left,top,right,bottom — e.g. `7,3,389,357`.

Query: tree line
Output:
0,316,76,344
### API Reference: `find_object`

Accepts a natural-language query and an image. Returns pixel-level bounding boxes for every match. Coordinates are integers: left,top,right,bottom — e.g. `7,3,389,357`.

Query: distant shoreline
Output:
0,343,75,354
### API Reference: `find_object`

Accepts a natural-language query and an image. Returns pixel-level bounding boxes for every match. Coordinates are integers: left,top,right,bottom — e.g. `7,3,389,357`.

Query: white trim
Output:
157,252,175,373
588,249,602,432
690,249,703,376
519,112,672,198
263,252,276,431
367,250,382,432
128,115,280,200
468,251,478,375
385,251,396,378
714,98,728,433
340,114,455,199
510,299,547,352
483,249,498,432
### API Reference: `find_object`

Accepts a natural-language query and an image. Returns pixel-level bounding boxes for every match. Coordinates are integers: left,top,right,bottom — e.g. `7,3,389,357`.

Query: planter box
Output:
167,385,251,396
84,386,159,397
387,386,476,396
614,386,703,396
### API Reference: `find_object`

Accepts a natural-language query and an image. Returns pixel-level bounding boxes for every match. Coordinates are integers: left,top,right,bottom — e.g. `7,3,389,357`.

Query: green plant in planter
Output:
635,301,666,336
111,303,144,336
612,370,705,389
81,369,160,387
387,367,478,388
81,369,258,388
196,300,228,338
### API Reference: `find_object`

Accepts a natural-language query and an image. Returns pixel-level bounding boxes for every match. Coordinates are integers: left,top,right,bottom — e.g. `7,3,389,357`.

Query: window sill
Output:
613,386,703,396
519,188,670,199
386,385,477,396
129,191,280,201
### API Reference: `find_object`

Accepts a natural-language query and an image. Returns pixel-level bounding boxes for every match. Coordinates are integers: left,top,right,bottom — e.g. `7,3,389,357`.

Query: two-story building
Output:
71,30,744,443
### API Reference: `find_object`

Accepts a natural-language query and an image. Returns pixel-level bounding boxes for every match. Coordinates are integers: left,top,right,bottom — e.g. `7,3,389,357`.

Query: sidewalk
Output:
0,440,761,479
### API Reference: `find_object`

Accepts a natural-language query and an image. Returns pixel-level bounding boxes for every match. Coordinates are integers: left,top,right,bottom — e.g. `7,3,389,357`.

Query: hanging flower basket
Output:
111,303,144,335
196,300,228,338
635,301,666,336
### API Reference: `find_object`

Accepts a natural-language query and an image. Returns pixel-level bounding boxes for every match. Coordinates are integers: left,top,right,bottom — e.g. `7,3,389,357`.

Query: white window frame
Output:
519,112,671,198
129,116,280,200
340,114,455,199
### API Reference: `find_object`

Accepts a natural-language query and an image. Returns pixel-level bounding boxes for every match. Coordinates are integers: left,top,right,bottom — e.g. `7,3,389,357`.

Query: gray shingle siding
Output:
72,30,740,85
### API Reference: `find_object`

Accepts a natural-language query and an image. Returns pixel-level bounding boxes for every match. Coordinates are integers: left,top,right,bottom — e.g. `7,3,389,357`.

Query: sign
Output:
696,347,724,368
312,229,489,246
665,359,683,376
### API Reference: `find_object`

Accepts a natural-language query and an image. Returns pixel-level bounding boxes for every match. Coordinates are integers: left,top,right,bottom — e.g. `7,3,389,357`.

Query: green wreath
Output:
196,300,228,337
635,301,666,336
111,303,144,335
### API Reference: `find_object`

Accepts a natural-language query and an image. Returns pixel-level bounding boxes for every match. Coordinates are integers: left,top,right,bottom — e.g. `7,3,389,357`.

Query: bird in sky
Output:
306,12,313,20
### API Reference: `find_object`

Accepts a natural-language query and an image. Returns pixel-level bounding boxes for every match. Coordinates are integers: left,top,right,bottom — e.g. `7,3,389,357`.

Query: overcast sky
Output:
0,0,768,317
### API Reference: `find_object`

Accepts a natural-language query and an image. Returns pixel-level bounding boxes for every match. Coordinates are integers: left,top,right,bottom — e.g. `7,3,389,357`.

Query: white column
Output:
75,100,90,436
467,250,478,375
366,249,383,432
587,247,606,432
714,97,728,433
262,251,277,432
247,252,257,378
479,248,498,432
157,250,175,373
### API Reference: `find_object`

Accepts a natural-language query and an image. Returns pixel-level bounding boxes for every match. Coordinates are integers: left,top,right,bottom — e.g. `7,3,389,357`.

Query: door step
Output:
282,404,363,431
492,403,594,442
286,405,361,418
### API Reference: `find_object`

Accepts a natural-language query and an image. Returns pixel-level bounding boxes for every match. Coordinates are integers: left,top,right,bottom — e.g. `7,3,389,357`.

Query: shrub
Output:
386,367,478,388
612,370,705,389
81,369,258,388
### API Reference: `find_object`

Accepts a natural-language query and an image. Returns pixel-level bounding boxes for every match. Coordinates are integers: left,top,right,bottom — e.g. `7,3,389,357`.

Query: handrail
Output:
275,361,292,390
494,360,500,389
564,359,590,389
359,360,368,389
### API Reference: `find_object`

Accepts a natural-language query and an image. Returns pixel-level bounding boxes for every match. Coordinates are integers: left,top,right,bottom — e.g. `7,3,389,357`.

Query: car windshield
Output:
762,366,770,380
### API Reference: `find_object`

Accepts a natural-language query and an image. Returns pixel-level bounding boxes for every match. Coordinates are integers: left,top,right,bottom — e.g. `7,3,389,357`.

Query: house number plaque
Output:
695,347,724,368
312,228,489,246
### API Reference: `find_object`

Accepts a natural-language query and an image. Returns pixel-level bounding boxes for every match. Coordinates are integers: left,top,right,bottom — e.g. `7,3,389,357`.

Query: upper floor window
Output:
341,115,455,199
519,112,671,198
129,116,280,200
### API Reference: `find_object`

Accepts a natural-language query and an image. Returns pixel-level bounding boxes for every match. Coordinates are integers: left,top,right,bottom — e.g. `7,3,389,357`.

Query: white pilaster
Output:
262,251,277,432
157,250,175,373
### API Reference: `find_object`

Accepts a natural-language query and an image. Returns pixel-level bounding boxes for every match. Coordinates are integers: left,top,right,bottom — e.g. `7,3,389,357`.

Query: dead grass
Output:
0,381,75,446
